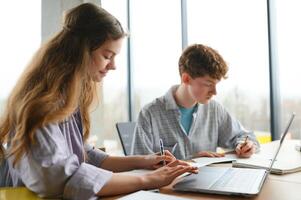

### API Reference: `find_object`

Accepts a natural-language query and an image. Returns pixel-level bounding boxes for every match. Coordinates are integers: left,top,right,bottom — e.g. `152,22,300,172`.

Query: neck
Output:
174,84,197,108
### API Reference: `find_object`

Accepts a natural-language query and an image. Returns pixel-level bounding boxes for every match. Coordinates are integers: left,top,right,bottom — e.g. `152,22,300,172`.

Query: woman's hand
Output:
142,150,190,169
193,151,225,158
141,160,198,189
235,140,256,158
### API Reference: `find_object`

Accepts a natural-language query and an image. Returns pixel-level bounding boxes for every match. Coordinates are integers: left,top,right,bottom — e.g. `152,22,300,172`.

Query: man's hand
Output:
235,140,256,158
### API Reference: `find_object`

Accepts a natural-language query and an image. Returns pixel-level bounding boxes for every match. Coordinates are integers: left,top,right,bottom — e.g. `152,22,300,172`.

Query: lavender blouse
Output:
7,110,112,200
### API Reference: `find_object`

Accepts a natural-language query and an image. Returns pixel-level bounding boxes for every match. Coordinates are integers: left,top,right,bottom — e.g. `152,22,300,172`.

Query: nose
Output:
107,59,116,70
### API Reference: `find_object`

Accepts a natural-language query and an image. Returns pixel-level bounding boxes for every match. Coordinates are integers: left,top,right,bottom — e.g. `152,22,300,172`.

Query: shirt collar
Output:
163,85,180,110
163,85,201,113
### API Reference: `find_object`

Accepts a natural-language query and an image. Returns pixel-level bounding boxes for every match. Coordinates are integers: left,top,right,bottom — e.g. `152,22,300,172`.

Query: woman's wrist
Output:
129,155,147,169
138,155,151,169
140,174,155,190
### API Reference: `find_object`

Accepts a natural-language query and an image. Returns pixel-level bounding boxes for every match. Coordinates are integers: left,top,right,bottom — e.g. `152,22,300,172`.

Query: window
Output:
0,2,41,113
187,0,271,143
94,1,129,154
276,0,301,139
131,0,182,119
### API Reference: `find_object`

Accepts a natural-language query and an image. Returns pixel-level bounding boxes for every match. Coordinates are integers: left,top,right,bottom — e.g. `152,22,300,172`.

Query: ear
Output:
181,72,191,84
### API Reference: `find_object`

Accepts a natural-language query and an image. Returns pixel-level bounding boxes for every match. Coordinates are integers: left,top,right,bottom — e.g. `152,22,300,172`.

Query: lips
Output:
99,71,107,77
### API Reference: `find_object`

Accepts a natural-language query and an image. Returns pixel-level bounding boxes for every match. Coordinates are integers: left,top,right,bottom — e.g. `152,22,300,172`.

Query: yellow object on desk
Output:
0,187,42,200
255,131,272,144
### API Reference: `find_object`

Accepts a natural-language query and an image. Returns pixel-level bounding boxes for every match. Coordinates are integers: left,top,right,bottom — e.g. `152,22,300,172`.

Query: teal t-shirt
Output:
178,104,197,135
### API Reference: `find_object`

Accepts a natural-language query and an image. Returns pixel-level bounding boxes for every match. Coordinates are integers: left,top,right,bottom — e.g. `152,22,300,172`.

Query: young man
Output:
131,44,259,160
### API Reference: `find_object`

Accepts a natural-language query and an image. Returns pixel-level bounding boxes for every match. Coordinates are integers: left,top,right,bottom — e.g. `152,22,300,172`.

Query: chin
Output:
199,99,211,104
92,76,103,82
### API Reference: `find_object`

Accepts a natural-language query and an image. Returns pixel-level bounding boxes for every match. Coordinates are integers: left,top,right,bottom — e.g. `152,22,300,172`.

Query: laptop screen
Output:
267,113,295,172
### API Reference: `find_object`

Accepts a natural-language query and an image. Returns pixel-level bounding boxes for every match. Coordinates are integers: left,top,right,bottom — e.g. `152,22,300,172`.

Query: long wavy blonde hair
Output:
0,3,125,166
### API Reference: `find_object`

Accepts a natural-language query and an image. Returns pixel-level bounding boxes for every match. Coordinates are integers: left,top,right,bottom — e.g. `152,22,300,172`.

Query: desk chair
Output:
115,122,136,155
0,154,12,187
0,187,42,200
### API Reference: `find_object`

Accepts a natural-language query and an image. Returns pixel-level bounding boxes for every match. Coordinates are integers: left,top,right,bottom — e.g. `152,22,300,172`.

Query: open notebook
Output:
233,143,301,174
233,154,301,174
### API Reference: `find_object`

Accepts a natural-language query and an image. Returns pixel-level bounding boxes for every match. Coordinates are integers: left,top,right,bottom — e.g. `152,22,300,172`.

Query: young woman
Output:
0,3,197,200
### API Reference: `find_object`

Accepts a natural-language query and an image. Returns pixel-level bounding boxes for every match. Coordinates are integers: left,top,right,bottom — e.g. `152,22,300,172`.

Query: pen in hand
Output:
159,139,166,165
243,135,249,147
239,136,249,153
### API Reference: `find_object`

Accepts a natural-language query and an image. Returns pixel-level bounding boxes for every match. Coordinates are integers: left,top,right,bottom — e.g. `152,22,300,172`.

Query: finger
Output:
164,150,175,158
246,146,256,155
155,155,172,163
152,164,162,169
167,160,180,167
241,146,252,154
176,160,191,166
241,143,253,153
205,152,215,157
170,166,196,177
198,151,213,157
168,165,185,176
235,144,242,154
207,152,218,157
240,146,256,158
161,151,177,163
163,155,173,162
154,155,165,162
212,152,225,157
151,156,168,167
242,141,253,149
196,152,206,157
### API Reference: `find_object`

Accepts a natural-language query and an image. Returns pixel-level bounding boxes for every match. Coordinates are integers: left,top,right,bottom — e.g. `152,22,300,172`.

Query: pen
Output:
242,136,249,147
171,143,178,154
159,138,166,165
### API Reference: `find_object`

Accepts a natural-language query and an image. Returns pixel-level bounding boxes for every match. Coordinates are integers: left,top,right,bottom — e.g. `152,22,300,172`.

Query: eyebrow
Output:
204,79,219,84
205,80,214,83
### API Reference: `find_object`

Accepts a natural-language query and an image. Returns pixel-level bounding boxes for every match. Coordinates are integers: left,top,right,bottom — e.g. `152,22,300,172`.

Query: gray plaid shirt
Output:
131,85,259,159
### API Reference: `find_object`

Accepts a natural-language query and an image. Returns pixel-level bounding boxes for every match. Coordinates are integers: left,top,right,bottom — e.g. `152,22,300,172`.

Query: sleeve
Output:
85,143,109,167
216,102,260,150
131,108,155,155
16,124,112,200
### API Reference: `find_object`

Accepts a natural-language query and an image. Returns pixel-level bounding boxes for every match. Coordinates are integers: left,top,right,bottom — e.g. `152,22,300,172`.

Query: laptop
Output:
173,113,295,197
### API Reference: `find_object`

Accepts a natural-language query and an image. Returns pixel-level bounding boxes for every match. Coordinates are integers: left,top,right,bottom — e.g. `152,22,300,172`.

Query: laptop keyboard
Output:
211,168,261,191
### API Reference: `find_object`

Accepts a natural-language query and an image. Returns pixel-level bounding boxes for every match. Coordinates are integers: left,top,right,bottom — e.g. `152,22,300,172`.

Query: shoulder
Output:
30,123,66,159
140,95,166,114
197,99,224,112
36,123,61,135
207,99,227,112
197,100,230,122
34,123,64,143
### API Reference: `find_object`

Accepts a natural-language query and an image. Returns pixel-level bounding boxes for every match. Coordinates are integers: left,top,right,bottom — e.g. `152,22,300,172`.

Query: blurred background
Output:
1,0,300,155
